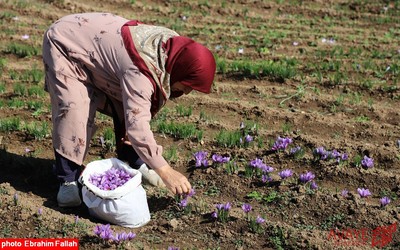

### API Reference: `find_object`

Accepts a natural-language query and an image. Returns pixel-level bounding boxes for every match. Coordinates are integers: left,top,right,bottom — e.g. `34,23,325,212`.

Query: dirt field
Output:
0,0,399,249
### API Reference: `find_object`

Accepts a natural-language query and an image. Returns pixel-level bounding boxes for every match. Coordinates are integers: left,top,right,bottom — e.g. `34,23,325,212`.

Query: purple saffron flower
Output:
380,197,391,207
179,198,188,208
38,208,43,215
261,175,272,183
187,188,196,197
310,181,318,190
126,232,136,240
357,188,372,198
89,168,133,191
271,136,292,151
341,189,349,197
75,215,79,224
115,232,128,242
212,154,230,164
361,156,374,168
223,202,231,211
215,204,224,210
290,146,301,155
341,153,349,161
256,215,266,224
249,158,264,168
331,150,340,159
299,171,315,183
94,224,113,241
241,203,252,213
245,134,253,143
279,169,293,179
194,151,208,167
168,247,180,250
314,146,328,160
211,211,218,219
259,164,274,173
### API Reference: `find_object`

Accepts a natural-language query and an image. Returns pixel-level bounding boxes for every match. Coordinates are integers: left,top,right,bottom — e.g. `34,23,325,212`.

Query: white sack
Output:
79,158,151,228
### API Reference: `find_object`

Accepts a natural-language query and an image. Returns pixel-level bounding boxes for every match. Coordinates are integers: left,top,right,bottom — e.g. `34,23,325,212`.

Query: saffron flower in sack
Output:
89,167,133,191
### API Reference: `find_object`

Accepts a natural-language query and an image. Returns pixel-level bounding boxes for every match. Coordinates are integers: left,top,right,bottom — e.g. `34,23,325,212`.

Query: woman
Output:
42,13,216,207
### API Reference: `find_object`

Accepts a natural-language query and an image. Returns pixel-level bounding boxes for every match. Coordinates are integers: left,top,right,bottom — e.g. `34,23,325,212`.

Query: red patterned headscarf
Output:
164,36,216,94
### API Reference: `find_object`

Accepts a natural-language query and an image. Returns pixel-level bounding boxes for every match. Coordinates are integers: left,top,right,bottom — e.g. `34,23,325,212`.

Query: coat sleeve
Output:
120,68,168,169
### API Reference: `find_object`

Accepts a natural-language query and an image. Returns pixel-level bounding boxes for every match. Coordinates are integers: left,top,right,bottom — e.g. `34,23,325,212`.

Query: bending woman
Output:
42,13,216,207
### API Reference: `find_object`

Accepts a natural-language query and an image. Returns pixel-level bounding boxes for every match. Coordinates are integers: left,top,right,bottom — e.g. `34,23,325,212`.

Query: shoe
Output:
57,181,82,207
138,164,165,187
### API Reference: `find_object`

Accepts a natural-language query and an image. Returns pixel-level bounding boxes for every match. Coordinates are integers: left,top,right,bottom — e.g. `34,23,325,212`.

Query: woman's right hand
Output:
154,165,191,195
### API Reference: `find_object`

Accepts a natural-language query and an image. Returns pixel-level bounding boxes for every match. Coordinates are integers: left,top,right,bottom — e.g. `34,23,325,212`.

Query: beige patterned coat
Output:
42,13,177,169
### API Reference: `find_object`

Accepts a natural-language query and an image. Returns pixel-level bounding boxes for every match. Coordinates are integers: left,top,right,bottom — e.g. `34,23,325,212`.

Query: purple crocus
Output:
38,208,43,215
94,224,113,241
261,175,272,183
278,169,293,179
168,247,180,250
179,198,188,208
361,156,374,168
212,154,230,164
245,134,253,143
271,136,292,151
241,203,252,213
314,147,329,160
357,188,372,198
126,232,136,240
310,181,318,190
194,151,208,167
290,146,301,155
259,164,274,173
215,203,224,210
256,216,266,224
299,171,315,183
341,189,349,197
249,158,264,168
213,202,231,222
94,224,135,242
89,168,132,191
114,232,128,242
187,188,196,197
380,197,391,207
223,202,231,211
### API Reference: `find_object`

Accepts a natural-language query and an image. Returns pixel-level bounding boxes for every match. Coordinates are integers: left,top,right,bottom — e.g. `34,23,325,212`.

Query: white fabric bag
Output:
79,158,151,228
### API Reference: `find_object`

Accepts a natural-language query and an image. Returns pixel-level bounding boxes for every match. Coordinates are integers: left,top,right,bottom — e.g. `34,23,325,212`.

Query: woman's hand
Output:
154,165,191,195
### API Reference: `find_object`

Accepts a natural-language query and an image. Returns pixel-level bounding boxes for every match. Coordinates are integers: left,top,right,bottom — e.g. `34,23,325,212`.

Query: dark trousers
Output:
54,144,143,183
